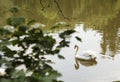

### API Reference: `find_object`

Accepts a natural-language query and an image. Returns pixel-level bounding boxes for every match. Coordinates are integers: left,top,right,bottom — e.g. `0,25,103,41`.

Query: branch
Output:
54,0,67,19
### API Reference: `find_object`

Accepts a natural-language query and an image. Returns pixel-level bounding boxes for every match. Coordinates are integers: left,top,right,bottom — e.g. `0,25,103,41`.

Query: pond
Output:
0,0,120,82
50,23,120,82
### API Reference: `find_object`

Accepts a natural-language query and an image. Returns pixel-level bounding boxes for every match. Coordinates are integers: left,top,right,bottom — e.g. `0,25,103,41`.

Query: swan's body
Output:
74,45,97,60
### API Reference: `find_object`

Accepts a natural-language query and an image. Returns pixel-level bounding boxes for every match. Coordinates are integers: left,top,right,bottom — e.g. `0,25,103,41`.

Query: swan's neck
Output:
75,46,79,56
74,58,80,70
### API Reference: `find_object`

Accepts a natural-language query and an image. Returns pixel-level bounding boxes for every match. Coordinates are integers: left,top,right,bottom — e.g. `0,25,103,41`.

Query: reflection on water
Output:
0,0,120,82
100,11,120,57
1,0,120,27
74,58,97,70
0,0,119,56
51,24,120,82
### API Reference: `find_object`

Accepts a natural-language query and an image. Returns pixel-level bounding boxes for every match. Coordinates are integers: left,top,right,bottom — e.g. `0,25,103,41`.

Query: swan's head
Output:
74,64,79,70
74,45,79,56
74,45,79,49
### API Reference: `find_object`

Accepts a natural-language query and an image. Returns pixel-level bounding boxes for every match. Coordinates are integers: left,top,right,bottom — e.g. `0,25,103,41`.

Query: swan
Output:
74,45,97,60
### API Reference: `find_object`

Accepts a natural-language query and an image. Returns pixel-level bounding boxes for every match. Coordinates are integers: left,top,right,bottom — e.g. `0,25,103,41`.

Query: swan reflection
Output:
74,58,97,70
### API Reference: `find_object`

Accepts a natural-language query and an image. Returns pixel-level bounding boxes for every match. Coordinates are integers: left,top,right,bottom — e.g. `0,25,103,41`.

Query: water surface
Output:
49,24,120,82
0,0,120,82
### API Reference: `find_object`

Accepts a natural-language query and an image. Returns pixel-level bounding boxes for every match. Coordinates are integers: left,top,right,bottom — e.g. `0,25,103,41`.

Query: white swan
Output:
74,45,97,60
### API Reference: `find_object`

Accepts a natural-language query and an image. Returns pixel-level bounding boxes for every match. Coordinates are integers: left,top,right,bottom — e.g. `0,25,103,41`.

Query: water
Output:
49,24,120,82
0,0,120,82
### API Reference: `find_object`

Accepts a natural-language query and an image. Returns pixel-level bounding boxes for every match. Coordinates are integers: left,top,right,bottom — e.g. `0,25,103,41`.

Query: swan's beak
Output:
74,46,76,49
74,64,79,70
74,45,77,49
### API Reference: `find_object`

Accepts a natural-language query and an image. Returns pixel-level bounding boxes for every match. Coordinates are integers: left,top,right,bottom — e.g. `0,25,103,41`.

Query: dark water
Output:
0,0,120,82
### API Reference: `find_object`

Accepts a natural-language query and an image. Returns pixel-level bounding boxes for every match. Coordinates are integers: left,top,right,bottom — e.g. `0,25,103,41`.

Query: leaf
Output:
10,6,19,13
46,60,54,64
58,40,70,48
63,30,75,35
11,39,19,46
13,70,25,77
58,55,65,59
40,36,56,49
3,46,17,57
75,36,82,42
7,16,25,27
41,70,61,82
53,80,64,82
59,30,75,38
53,49,60,54
13,31,25,37
18,25,28,32
0,28,11,35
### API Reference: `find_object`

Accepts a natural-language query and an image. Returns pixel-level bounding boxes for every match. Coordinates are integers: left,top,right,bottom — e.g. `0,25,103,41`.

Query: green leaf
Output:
41,70,61,82
58,40,70,48
10,6,19,13
11,70,25,78
58,55,65,59
63,30,75,35
18,25,28,32
13,31,25,37
11,39,19,46
59,30,75,38
46,60,54,64
53,80,64,82
40,36,56,49
3,47,17,57
53,49,60,54
7,16,25,27
75,36,82,42
0,28,11,35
